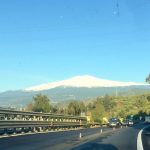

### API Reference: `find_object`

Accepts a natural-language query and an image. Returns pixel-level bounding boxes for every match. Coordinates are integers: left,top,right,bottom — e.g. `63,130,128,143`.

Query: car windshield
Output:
0,1,150,150
110,118,117,121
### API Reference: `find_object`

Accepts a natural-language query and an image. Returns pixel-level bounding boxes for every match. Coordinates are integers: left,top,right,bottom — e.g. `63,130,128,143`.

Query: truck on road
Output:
145,116,150,123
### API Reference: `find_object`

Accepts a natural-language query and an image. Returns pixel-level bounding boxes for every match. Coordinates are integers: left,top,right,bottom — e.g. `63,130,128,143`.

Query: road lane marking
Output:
137,129,144,150
137,125,150,150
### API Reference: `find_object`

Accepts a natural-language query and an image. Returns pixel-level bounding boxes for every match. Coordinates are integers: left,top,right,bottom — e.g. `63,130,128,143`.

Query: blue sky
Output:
0,0,150,92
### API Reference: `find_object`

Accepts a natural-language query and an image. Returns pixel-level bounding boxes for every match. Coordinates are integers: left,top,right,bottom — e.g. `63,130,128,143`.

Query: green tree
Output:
67,101,81,115
91,102,105,123
101,95,116,116
51,105,58,113
57,108,67,114
79,102,86,113
117,109,126,118
135,97,147,109
147,96,150,102
146,74,150,83
25,103,33,111
32,94,52,113
87,102,95,110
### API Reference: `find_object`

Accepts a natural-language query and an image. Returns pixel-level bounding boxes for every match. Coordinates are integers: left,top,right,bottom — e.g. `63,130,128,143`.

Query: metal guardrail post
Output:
0,108,100,136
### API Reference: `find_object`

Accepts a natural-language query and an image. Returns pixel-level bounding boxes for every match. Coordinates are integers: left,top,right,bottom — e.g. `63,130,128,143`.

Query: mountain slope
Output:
0,75,149,107
25,75,148,91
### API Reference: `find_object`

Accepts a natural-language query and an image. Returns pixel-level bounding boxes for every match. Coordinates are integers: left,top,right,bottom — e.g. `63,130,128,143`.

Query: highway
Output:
142,125,150,150
0,123,149,150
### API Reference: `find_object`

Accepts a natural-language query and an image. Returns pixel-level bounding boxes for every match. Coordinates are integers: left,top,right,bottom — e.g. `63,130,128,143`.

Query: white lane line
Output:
137,125,150,150
137,129,144,150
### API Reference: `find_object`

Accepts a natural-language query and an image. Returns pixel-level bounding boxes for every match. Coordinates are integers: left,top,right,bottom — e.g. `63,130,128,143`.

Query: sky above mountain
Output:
0,0,150,92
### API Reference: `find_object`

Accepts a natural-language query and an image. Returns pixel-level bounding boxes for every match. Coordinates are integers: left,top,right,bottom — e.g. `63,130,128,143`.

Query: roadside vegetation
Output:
25,75,150,123
25,93,150,123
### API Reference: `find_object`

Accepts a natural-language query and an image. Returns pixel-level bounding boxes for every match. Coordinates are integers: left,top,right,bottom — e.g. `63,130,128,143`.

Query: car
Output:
108,118,121,128
127,119,133,126
122,119,133,126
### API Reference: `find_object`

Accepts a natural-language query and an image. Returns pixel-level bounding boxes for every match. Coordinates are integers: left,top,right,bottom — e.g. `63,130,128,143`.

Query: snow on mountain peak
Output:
25,75,148,92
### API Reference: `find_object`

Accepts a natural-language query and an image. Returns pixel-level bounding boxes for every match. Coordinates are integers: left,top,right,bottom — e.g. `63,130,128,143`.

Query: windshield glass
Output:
0,1,150,150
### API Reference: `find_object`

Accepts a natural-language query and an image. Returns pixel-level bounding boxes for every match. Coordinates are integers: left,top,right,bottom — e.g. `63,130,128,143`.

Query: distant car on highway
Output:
122,119,133,126
108,118,121,127
127,119,133,126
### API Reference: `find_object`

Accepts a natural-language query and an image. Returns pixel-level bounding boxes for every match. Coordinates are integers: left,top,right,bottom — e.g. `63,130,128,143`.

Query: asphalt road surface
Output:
0,123,149,150
142,125,150,150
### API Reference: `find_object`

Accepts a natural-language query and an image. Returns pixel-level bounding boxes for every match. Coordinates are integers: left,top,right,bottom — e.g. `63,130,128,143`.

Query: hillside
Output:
0,75,149,107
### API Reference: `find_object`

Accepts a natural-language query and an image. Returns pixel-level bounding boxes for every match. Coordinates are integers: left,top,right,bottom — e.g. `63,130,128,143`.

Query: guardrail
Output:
0,108,100,135
0,108,86,121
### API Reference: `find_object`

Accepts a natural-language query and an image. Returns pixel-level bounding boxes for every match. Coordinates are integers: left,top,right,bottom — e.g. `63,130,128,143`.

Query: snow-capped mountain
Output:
25,75,148,92
0,75,150,107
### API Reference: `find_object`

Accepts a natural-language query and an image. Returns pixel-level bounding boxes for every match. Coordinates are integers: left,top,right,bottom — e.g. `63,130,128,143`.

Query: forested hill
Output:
0,85,150,107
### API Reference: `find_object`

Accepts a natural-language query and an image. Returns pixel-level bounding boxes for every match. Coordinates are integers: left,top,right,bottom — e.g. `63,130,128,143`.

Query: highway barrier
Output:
0,108,100,135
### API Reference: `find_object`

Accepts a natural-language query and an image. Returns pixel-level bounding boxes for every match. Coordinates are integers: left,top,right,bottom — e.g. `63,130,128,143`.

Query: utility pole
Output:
115,87,118,97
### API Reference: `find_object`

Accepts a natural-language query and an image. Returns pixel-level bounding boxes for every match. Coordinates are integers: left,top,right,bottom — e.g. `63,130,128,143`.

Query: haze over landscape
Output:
0,75,149,107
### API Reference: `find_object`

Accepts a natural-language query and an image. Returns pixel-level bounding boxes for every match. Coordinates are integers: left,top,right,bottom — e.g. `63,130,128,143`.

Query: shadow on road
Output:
70,143,118,150
131,122,150,130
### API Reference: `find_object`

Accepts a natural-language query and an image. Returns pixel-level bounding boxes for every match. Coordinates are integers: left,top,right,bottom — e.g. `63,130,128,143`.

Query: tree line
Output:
25,74,150,123
26,93,150,123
